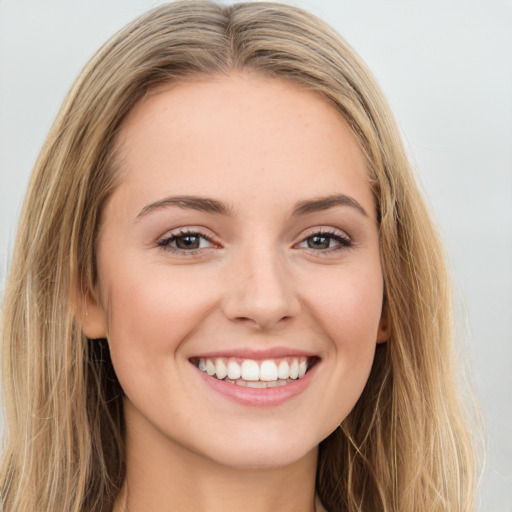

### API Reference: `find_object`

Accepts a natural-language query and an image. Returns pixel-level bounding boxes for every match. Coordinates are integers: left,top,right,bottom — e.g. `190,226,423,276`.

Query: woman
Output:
0,1,478,511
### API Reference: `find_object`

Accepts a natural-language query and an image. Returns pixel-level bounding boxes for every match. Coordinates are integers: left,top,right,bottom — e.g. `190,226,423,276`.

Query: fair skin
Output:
81,72,389,512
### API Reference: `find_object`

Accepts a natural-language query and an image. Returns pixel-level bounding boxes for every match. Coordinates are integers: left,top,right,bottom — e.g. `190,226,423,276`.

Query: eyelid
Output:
157,227,220,254
294,227,353,252
155,226,352,255
298,226,351,240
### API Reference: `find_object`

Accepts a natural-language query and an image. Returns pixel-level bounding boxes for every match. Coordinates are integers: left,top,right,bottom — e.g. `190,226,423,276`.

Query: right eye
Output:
158,230,215,253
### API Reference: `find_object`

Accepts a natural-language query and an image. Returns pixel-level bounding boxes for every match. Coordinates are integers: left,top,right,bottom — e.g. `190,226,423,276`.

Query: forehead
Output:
111,72,374,219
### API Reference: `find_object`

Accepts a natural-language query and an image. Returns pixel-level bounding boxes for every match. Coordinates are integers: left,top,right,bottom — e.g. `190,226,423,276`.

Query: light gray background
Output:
0,1,510,510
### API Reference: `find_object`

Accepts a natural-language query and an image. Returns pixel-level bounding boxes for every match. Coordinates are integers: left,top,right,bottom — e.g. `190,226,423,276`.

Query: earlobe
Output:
73,285,108,340
376,303,391,344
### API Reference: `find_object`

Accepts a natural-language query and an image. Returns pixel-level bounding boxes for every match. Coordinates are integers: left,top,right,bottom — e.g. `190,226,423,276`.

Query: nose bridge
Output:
222,237,298,328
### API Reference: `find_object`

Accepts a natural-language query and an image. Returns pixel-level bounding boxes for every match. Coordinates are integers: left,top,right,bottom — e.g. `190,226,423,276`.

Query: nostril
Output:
233,314,294,330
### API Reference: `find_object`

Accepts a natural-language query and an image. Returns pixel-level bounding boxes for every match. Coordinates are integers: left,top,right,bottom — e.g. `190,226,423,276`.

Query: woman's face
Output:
84,73,388,469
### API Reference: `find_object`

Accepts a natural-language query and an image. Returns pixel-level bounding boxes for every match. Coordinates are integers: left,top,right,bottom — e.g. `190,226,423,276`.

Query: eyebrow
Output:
292,194,368,217
135,195,232,220
135,192,367,220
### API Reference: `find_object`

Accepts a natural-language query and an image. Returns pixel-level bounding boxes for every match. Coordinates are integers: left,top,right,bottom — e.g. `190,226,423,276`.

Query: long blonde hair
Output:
1,1,478,510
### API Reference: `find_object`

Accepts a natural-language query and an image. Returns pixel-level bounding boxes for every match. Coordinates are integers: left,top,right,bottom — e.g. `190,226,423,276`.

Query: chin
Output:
195,430,320,470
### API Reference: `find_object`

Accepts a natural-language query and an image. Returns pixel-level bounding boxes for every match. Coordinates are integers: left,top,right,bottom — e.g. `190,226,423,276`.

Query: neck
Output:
113,401,318,512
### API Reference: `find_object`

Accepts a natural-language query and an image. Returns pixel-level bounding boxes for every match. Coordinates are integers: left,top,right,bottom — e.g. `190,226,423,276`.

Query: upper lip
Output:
189,346,318,360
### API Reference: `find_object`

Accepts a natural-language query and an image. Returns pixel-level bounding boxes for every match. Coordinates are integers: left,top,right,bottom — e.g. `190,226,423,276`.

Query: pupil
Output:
308,235,329,249
177,235,199,249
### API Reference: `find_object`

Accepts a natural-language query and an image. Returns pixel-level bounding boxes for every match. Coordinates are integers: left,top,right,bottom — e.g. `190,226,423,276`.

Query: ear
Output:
72,282,108,340
376,301,391,344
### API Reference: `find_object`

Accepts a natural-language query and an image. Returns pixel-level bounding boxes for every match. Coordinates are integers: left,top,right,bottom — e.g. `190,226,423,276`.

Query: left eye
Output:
298,232,351,250
158,231,213,251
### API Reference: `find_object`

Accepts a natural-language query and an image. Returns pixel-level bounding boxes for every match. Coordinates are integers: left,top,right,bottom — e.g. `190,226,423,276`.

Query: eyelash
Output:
297,229,352,253
157,229,216,254
157,229,352,255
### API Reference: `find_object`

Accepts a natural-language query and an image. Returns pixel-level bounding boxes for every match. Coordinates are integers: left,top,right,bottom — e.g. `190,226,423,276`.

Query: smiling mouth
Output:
190,356,320,388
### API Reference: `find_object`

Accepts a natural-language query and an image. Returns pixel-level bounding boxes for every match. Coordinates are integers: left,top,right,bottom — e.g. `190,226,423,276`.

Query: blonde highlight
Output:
1,2,479,511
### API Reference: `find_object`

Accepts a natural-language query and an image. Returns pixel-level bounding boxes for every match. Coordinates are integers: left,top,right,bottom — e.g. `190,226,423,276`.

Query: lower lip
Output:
196,365,317,407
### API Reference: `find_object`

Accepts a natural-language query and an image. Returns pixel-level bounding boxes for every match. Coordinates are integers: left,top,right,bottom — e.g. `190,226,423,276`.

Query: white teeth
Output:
298,358,307,378
196,356,314,384
266,379,288,388
260,360,278,381
246,381,267,388
289,359,299,379
241,360,260,381
215,358,227,380
227,360,241,380
246,379,288,388
205,359,216,376
278,360,289,380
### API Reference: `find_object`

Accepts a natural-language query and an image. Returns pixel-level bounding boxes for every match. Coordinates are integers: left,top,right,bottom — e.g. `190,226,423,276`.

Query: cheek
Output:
301,262,383,418
305,261,384,345
101,265,215,378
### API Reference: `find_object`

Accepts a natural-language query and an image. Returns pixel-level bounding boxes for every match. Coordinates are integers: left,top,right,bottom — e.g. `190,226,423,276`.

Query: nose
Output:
221,244,300,330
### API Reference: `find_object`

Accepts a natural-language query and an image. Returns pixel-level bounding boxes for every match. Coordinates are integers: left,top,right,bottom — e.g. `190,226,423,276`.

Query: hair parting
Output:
1,2,480,511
